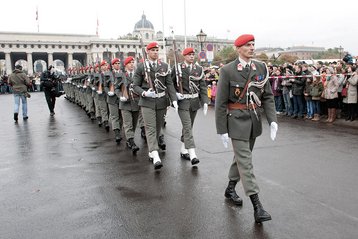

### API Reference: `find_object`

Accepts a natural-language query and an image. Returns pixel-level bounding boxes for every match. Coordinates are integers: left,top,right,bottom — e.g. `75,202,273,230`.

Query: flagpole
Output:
184,0,187,48
36,6,39,32
161,0,167,62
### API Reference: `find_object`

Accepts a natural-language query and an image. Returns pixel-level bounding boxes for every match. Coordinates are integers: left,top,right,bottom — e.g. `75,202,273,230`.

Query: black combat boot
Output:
97,117,102,127
90,112,96,121
249,194,272,223
14,113,18,123
158,135,166,150
114,129,122,143
126,138,139,154
140,126,146,141
224,181,243,206
103,121,110,132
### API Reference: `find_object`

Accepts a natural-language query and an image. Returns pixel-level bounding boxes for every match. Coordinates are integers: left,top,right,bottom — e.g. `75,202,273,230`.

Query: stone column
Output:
5,53,11,74
87,53,92,65
27,53,34,75
48,53,53,67
67,53,73,68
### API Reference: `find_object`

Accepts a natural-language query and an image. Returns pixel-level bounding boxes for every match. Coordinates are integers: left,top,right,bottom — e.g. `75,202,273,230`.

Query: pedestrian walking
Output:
9,64,31,123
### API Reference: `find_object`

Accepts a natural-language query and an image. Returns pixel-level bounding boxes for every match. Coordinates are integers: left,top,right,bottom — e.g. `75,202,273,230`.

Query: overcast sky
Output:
1,0,357,55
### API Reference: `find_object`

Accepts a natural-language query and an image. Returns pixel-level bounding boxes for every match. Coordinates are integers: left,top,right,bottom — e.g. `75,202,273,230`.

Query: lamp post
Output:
339,45,343,59
196,29,207,64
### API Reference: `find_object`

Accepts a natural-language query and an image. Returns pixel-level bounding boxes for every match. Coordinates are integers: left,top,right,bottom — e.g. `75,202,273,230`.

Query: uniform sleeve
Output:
165,65,177,102
133,63,145,96
261,66,277,124
215,67,229,134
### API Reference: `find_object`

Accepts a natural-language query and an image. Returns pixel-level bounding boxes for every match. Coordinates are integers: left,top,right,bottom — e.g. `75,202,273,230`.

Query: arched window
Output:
145,33,149,39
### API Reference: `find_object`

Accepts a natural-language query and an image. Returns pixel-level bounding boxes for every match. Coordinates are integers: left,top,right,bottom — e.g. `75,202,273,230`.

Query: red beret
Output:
124,56,134,66
146,42,159,51
111,58,120,65
182,47,195,56
100,60,107,66
234,34,255,47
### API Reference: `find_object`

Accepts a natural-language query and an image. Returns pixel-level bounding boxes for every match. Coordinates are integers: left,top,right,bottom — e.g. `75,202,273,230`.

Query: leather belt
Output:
228,102,258,110
183,93,199,99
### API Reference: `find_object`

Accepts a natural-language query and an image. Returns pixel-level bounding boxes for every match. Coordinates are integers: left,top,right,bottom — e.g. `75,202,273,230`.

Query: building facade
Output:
0,14,231,75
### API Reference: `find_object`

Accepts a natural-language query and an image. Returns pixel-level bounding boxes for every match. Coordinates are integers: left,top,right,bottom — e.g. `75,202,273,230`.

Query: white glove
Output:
91,87,95,91
83,85,87,89
107,91,114,96
119,96,127,102
203,103,208,116
176,92,185,100
143,89,156,98
97,90,103,95
220,133,229,148
270,122,278,141
172,101,178,113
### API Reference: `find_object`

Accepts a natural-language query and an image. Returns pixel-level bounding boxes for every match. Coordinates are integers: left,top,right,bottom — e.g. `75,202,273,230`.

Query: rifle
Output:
118,50,129,99
172,31,183,94
139,35,154,90
97,54,103,94
107,49,115,94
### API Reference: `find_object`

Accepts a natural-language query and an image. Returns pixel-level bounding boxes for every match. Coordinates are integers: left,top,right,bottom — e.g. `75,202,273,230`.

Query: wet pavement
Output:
1,92,358,239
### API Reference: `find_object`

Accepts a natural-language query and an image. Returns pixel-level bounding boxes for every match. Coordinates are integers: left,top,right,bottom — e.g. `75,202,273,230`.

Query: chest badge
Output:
234,84,241,96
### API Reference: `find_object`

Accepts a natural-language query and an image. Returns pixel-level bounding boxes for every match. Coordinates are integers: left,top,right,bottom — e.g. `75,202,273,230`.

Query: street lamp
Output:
196,29,207,51
196,29,207,65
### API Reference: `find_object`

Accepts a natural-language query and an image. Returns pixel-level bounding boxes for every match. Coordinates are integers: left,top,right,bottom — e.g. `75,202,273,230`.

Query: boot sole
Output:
255,216,272,223
224,194,243,206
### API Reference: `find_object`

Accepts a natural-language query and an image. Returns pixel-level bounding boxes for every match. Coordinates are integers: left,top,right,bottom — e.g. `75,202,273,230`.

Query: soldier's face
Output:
237,41,255,60
101,64,108,71
113,62,121,70
147,48,159,61
126,61,135,71
184,53,195,64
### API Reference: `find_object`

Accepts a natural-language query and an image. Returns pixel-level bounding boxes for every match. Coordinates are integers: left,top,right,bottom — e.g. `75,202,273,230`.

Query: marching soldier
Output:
133,42,178,170
117,56,140,153
172,47,209,165
93,61,110,130
105,58,123,142
84,66,96,120
215,34,278,223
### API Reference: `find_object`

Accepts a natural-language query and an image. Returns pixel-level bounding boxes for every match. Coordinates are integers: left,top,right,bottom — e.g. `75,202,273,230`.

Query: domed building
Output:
133,14,155,40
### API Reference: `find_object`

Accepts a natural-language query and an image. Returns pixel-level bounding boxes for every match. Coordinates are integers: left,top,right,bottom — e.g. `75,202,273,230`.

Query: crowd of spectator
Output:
203,59,358,122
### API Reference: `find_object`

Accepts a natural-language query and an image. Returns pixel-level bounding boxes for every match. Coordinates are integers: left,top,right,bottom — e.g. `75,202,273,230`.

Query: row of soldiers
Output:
62,42,209,170
63,56,145,153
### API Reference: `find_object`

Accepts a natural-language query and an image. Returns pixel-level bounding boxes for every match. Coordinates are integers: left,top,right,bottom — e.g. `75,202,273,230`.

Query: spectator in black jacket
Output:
41,65,59,116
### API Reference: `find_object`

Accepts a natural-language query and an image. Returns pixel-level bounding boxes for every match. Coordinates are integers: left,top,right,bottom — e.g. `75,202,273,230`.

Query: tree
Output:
215,46,236,64
256,53,269,62
278,54,299,64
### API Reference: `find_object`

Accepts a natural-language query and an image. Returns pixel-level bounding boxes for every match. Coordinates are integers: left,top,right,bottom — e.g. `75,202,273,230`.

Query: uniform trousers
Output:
141,107,166,152
228,138,259,196
121,109,139,139
97,96,109,122
178,108,197,149
108,102,121,130
138,110,144,128
86,92,95,113
94,97,101,118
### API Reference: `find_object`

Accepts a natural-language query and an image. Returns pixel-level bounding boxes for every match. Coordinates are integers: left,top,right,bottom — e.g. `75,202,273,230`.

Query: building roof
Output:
134,14,154,30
